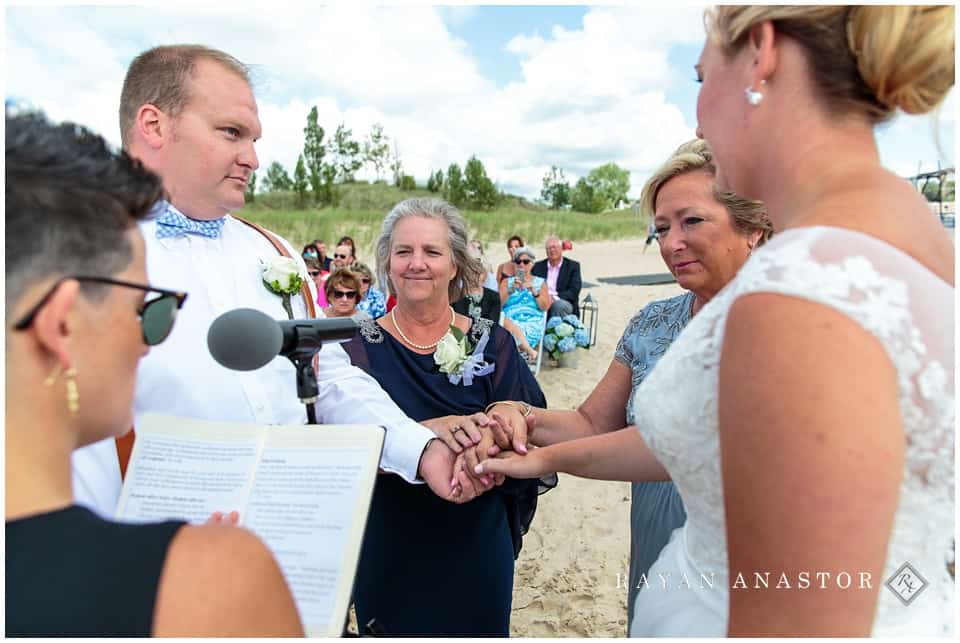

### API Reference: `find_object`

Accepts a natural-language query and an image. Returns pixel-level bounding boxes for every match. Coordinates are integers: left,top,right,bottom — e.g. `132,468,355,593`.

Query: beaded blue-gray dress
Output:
343,316,550,636
614,291,693,628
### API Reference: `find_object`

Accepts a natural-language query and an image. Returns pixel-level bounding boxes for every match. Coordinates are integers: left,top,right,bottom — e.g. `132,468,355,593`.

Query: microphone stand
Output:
288,352,319,424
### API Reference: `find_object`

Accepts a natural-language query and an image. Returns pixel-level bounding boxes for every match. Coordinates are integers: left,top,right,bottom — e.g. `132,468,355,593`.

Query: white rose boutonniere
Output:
434,326,495,386
260,256,305,319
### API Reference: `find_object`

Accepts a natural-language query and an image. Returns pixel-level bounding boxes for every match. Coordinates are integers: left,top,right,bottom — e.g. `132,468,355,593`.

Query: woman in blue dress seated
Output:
352,261,388,319
343,197,553,636
498,246,551,353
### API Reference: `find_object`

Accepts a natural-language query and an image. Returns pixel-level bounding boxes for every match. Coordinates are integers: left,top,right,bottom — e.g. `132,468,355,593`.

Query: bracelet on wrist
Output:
484,400,532,417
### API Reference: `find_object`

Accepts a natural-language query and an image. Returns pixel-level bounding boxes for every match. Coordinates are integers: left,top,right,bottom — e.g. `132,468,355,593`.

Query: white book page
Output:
248,425,384,637
115,414,384,637
115,414,263,524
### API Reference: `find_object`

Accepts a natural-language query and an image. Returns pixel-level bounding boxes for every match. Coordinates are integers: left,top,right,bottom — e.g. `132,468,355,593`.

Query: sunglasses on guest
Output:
514,258,533,265
334,253,350,260
13,276,187,346
332,289,357,299
309,270,322,277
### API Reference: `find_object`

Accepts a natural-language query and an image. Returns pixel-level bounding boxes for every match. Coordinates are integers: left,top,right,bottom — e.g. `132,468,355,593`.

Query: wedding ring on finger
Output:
451,425,463,436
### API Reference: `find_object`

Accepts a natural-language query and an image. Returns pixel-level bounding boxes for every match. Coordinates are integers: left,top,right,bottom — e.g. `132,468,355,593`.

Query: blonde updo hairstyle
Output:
706,5,954,123
640,139,774,246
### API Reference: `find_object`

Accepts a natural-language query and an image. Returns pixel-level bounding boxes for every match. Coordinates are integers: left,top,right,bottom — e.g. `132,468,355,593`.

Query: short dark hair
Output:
6,110,164,313
507,235,523,249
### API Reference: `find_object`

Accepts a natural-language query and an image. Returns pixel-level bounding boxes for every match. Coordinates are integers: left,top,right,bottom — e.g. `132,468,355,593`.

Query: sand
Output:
481,237,686,637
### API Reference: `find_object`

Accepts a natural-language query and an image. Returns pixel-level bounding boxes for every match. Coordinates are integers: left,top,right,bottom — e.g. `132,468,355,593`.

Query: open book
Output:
115,413,384,637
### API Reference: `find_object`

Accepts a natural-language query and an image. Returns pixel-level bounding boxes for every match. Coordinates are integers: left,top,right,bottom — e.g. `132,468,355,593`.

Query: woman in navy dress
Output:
344,197,549,636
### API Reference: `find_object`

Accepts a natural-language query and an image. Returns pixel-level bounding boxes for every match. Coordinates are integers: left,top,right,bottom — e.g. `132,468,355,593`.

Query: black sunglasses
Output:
332,289,357,299
309,270,322,277
515,258,532,265
13,276,187,346
334,253,349,260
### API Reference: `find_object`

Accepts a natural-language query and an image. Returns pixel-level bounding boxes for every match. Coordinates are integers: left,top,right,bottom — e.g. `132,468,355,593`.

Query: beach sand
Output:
484,237,686,637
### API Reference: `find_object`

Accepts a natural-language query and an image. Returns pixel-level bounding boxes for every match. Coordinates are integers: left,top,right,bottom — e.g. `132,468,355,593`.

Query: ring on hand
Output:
451,426,463,435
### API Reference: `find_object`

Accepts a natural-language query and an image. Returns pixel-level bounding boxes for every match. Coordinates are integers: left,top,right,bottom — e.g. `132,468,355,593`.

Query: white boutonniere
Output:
434,326,495,386
260,256,305,319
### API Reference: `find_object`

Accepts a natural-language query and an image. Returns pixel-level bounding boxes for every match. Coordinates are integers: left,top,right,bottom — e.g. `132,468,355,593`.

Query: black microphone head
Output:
207,308,283,371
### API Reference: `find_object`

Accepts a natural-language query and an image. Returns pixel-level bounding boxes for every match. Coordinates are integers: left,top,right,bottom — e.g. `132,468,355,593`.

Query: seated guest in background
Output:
311,238,332,271
532,235,582,318
305,257,329,308
500,247,550,358
344,197,551,636
495,235,523,283
301,242,319,262
322,268,364,319
352,261,387,319
337,235,357,261
332,242,354,269
469,239,499,291
5,110,302,636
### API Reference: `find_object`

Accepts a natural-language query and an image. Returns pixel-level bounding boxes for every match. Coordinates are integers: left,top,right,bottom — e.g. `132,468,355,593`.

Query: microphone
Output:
207,308,358,371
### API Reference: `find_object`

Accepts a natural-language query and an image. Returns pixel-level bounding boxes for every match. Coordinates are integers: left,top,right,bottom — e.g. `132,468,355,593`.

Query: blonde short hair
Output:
706,5,954,123
640,139,773,246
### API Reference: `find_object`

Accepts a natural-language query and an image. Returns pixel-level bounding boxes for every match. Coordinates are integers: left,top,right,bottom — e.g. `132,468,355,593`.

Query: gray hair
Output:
544,234,561,247
375,197,485,301
512,246,536,262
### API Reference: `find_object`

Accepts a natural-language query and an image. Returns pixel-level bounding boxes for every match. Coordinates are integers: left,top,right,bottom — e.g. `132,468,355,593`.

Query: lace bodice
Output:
632,226,954,633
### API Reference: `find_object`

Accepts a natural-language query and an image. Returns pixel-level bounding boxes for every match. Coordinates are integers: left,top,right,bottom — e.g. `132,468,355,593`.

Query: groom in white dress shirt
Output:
71,44,479,517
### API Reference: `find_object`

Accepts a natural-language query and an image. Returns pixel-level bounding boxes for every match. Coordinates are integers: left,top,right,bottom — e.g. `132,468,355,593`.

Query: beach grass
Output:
237,183,646,255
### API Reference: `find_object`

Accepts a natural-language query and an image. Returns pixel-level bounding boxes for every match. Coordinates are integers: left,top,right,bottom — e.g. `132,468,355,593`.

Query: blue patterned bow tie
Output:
156,205,226,239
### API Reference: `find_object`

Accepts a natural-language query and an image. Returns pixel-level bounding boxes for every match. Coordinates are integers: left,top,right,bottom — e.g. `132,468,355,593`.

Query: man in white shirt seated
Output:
73,44,496,518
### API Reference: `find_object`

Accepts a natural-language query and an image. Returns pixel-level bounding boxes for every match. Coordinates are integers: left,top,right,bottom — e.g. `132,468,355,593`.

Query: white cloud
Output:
9,3,947,204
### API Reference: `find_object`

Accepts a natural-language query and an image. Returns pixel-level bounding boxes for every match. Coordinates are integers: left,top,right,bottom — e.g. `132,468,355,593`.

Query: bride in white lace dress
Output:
662,7,955,635
481,5,954,636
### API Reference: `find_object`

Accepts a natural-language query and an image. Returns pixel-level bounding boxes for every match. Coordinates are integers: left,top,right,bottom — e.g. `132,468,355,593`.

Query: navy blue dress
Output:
344,317,548,636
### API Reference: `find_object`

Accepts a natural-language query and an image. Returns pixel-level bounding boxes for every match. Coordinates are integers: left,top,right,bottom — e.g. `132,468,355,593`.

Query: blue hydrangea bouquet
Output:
542,314,591,362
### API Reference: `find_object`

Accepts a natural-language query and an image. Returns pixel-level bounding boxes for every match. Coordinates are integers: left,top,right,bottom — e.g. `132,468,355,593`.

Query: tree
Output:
303,106,326,201
262,161,292,192
444,163,466,206
434,169,444,192
586,162,630,210
426,171,439,193
244,171,257,203
390,141,404,187
570,177,606,213
463,155,498,210
293,154,308,208
399,174,417,191
331,122,362,183
363,123,390,182
541,165,571,209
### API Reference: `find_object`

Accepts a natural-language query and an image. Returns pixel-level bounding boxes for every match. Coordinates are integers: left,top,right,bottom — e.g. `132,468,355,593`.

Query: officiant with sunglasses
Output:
70,44,502,522
6,110,304,636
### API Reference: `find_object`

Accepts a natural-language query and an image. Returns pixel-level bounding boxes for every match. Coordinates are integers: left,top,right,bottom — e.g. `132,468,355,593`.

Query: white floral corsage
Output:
260,256,305,319
434,326,495,386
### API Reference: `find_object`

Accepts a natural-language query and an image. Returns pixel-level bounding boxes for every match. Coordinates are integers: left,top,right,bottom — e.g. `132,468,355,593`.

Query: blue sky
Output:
5,4,954,200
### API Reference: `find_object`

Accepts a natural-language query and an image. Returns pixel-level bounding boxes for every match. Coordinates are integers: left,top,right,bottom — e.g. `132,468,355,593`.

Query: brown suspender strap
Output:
115,217,317,481
233,215,318,318
116,430,136,481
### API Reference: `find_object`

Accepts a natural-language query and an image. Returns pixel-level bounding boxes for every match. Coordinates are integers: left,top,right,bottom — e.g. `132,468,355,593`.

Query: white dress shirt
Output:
72,209,434,518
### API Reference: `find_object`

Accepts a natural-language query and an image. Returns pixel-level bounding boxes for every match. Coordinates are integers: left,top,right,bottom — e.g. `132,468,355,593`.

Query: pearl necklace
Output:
390,306,455,350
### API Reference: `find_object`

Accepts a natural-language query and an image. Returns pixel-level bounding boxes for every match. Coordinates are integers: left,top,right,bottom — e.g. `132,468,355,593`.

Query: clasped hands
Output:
419,402,534,503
